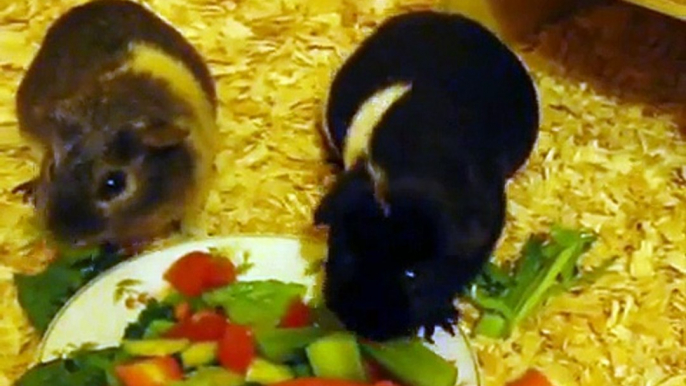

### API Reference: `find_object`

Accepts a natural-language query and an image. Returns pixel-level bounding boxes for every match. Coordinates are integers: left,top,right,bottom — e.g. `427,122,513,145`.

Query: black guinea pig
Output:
15,0,217,249
315,10,539,341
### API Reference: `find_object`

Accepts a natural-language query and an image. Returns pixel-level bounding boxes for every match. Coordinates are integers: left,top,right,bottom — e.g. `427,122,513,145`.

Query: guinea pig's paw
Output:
11,179,37,204
416,300,459,343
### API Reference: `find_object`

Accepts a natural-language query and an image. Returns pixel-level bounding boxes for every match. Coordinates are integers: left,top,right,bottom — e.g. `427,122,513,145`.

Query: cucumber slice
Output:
172,366,244,386
254,327,324,363
361,339,457,386
181,342,218,368
305,332,366,382
122,338,190,357
245,358,294,384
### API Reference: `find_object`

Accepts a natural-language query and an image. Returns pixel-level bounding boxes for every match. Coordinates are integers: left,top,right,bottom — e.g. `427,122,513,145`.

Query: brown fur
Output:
15,0,217,248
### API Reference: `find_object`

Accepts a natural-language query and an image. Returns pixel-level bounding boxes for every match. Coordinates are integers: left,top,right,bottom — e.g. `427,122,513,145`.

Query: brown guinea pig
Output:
15,0,217,249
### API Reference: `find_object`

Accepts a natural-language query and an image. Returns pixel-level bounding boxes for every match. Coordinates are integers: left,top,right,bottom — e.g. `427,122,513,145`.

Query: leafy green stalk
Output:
123,299,175,340
468,286,515,320
15,245,123,333
473,312,508,338
509,242,583,327
14,347,121,386
468,226,613,339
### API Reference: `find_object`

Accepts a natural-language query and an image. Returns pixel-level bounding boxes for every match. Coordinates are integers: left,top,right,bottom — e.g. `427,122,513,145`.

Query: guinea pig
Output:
315,10,539,341
14,0,217,249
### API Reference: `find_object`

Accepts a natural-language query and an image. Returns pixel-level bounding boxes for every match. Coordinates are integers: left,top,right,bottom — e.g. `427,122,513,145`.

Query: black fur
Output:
324,10,539,179
317,11,539,341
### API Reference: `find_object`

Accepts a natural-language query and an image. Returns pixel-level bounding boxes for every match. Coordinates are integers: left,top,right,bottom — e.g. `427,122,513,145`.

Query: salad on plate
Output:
16,237,478,386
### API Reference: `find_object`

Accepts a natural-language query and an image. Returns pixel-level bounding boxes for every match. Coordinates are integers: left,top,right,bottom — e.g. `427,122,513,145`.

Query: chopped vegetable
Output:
14,348,119,386
163,291,211,314
363,360,390,383
180,342,218,368
15,245,122,333
124,300,175,340
468,226,616,338
306,333,367,382
174,301,192,321
56,244,104,261
172,366,243,386
122,339,190,357
204,256,238,288
270,378,374,386
164,310,228,342
246,358,295,384
115,356,183,386
164,252,237,297
218,323,256,374
280,299,312,328
15,264,85,334
203,280,306,327
254,327,325,363
472,312,507,338
143,320,175,339
361,339,457,386
309,306,346,331
505,369,554,386
18,247,462,386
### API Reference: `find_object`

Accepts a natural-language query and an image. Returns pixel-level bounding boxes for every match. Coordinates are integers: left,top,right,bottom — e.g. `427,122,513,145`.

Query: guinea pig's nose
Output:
47,198,106,244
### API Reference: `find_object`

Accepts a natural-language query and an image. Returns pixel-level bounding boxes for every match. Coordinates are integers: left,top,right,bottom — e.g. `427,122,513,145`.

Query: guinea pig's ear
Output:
139,123,190,148
314,162,374,226
49,130,82,167
48,100,85,162
314,178,351,226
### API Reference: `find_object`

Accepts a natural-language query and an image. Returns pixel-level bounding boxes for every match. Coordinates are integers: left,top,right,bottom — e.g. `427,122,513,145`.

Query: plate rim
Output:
36,234,314,357
34,234,483,386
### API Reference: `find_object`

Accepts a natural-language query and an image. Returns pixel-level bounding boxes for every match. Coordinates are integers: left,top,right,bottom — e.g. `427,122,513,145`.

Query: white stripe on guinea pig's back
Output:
124,42,217,163
343,82,412,169
118,42,217,234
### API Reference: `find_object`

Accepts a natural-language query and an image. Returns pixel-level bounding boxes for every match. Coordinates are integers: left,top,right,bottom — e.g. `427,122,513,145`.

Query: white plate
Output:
36,235,481,386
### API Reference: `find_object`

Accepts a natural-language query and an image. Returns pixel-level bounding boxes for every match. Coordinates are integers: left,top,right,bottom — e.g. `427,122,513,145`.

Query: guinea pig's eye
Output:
97,170,128,201
403,268,418,283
